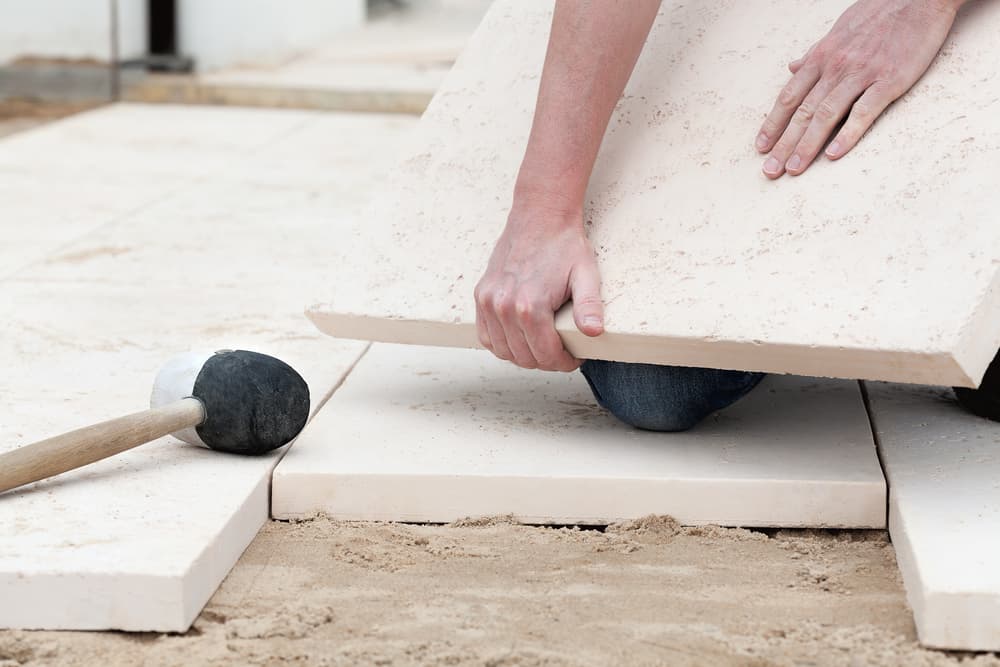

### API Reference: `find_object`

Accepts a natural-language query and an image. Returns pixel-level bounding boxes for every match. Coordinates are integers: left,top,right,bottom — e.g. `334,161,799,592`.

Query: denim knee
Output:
580,360,765,432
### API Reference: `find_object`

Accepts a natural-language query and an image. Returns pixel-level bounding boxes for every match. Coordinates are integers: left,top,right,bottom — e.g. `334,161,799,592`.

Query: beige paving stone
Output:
272,344,885,528
0,279,367,632
865,382,1000,651
307,0,1000,388
0,104,414,631
0,103,321,279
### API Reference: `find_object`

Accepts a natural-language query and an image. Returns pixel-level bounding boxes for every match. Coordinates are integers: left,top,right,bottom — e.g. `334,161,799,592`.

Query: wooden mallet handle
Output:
0,398,205,495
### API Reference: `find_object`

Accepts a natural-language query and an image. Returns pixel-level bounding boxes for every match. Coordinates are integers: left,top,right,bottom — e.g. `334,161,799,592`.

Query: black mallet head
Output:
150,350,310,455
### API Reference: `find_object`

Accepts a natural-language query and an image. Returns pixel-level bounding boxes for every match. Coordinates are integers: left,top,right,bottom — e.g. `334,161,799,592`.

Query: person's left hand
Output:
756,0,962,179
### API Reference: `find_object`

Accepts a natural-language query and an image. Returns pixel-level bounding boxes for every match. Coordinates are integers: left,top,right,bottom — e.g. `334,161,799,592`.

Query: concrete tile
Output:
0,284,367,633
865,382,1000,651
307,0,1000,387
0,104,414,631
18,119,418,292
272,344,885,528
0,103,322,280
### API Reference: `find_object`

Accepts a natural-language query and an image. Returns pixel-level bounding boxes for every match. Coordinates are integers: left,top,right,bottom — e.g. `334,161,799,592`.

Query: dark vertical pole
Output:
149,0,177,56
109,0,120,100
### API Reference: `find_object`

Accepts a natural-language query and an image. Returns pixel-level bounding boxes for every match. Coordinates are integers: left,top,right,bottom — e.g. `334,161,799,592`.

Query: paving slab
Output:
123,1,491,114
307,0,1000,388
272,344,885,528
865,382,1000,651
0,281,365,632
0,103,317,279
0,103,414,631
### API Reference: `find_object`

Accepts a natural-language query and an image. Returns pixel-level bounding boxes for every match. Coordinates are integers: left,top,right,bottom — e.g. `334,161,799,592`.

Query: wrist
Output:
507,182,584,234
511,170,586,223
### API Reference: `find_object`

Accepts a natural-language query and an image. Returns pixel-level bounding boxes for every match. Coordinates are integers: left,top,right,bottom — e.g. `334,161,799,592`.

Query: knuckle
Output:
827,51,850,72
777,86,799,109
815,100,838,123
792,102,815,124
852,98,874,118
493,293,514,318
514,296,540,323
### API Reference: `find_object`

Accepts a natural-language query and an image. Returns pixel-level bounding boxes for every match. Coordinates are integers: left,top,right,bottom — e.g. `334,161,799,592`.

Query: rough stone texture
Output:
273,344,886,528
865,381,1000,651
308,0,1000,387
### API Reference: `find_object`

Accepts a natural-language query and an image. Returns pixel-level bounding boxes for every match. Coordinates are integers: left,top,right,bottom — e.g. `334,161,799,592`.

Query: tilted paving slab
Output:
273,344,885,528
865,382,1000,651
0,104,414,631
307,0,1000,387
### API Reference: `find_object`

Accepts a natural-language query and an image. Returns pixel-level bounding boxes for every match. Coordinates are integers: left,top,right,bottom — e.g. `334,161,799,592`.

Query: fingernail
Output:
756,133,768,150
763,156,781,174
786,154,801,172
826,140,841,158
583,316,602,328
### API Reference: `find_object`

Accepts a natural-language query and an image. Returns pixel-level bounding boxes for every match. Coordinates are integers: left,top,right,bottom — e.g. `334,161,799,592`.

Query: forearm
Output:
513,0,661,221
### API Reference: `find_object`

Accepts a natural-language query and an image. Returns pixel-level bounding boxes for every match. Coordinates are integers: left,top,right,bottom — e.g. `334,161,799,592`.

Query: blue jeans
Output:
580,360,766,432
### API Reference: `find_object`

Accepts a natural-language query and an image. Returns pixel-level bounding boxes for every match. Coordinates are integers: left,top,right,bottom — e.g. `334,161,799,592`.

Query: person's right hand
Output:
474,202,605,372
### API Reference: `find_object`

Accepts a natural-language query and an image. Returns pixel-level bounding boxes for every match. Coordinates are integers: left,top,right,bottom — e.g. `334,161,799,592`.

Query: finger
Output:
825,83,895,161
788,43,816,74
756,62,821,153
518,305,580,372
570,260,605,338
474,289,493,351
480,289,515,362
784,79,867,176
497,300,539,369
762,76,837,179
483,313,514,362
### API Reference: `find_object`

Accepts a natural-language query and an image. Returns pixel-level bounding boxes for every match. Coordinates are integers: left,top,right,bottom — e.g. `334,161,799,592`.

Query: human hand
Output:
756,0,962,179
474,203,604,372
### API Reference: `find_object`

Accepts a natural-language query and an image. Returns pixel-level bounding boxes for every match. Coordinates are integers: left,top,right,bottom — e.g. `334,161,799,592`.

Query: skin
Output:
475,0,662,371
477,0,972,371
758,0,970,178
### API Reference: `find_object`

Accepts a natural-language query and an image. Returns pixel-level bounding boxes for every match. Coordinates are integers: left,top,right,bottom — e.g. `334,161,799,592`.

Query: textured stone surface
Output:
0,104,414,631
865,382,1000,651
308,0,1000,387
273,344,885,528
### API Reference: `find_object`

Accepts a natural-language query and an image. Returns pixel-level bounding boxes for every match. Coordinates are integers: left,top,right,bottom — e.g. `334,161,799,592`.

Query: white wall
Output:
0,0,146,65
177,0,366,71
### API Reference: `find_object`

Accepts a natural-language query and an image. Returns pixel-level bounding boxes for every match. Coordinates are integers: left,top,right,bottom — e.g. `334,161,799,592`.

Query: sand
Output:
1,100,995,667
0,99,102,138
2,515,999,666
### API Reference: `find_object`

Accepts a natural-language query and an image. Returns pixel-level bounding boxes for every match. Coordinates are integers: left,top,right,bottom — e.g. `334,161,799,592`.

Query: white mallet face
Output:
150,351,214,448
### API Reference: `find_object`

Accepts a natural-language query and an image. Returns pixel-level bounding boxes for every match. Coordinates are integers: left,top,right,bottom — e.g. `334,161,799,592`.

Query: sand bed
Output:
2,516,998,666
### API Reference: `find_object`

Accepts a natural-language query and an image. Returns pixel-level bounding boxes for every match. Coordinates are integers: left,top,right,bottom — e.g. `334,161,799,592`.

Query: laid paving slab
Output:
865,382,1000,651
124,1,490,114
0,103,316,280
0,103,414,631
0,282,365,632
308,0,1000,388
272,344,885,528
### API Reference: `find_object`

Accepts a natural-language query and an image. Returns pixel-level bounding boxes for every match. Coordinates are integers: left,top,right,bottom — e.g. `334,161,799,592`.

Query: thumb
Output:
570,259,605,337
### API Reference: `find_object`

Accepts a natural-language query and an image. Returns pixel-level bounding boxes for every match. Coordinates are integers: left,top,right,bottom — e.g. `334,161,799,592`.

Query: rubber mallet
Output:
0,350,310,495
